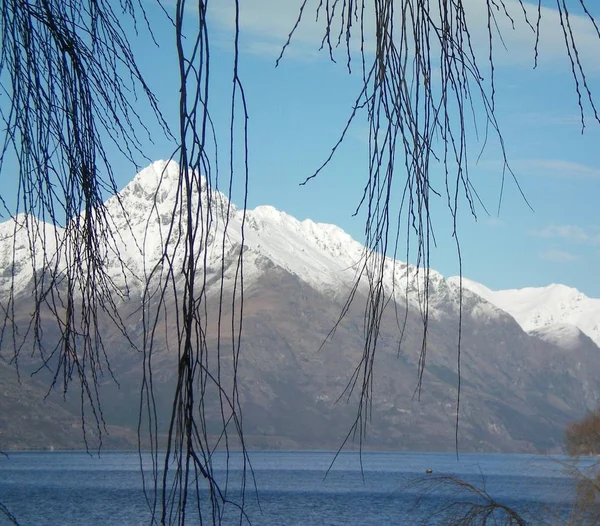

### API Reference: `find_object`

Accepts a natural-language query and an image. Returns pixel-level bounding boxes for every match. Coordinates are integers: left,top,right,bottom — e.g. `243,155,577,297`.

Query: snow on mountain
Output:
98,160,368,295
2,159,598,349
530,323,592,352
243,206,365,291
0,160,394,299
0,214,63,294
101,160,454,305
448,276,600,347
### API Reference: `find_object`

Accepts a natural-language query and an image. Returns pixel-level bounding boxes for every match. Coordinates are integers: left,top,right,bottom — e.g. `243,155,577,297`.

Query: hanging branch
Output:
0,1,250,523
136,1,252,523
0,0,170,447
0,1,598,524
408,474,532,525
280,0,599,450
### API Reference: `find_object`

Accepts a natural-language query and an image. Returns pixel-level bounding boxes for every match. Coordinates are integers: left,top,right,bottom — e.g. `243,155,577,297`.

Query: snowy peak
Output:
243,205,457,308
450,276,600,347
242,205,367,292
0,214,63,294
1,159,599,352
113,159,234,215
121,159,180,204
530,323,593,352
447,276,493,302
0,160,461,311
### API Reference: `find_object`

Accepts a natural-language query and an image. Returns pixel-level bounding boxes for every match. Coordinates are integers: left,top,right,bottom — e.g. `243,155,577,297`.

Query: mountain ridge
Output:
448,276,600,346
1,160,599,452
5,159,598,337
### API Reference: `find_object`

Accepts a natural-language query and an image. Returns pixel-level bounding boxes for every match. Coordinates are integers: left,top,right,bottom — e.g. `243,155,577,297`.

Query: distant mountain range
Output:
448,277,600,346
1,160,599,453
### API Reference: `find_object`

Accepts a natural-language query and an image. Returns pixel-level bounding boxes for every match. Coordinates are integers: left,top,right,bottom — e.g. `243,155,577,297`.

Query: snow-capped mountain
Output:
109,159,373,293
2,158,599,361
0,214,63,294
104,160,600,347
116,161,457,305
449,276,600,347
0,160,453,308
2,160,600,453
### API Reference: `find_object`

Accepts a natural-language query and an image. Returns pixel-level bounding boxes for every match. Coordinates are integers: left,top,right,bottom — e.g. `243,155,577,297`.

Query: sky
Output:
5,1,600,297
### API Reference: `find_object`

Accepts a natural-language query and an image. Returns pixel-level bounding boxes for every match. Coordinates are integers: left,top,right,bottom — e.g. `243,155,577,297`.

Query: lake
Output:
0,450,591,525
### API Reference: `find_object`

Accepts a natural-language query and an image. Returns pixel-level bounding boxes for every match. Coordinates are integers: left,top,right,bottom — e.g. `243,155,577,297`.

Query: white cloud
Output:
209,0,325,60
486,216,506,227
477,158,600,180
513,112,584,128
510,159,600,179
208,0,600,71
462,0,600,70
539,249,581,262
530,225,591,243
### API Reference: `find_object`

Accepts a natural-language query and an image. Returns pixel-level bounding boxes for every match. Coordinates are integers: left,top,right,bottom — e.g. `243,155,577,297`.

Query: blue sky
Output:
6,1,600,297
134,0,600,297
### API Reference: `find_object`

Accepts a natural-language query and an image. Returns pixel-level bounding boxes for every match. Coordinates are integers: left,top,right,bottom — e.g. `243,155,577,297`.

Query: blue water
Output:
0,450,587,525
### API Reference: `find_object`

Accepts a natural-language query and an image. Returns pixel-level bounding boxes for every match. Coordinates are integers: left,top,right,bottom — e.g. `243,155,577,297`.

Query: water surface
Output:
0,450,586,525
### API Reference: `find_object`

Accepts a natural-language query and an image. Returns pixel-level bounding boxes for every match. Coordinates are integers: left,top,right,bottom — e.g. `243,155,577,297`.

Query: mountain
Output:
448,277,600,346
1,160,599,453
0,361,139,451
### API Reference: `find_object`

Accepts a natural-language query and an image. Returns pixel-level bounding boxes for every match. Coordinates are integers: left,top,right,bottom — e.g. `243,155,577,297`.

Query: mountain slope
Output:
449,277,600,346
1,160,599,452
